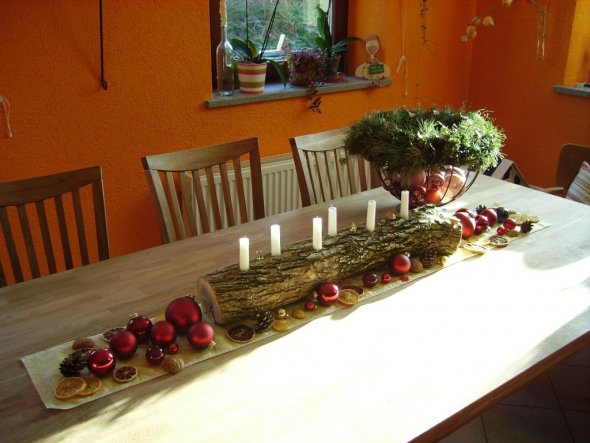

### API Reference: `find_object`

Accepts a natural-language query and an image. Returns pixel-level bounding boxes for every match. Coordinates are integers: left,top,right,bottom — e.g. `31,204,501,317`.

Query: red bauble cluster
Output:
389,254,411,276
383,168,467,206
87,348,117,377
165,296,202,334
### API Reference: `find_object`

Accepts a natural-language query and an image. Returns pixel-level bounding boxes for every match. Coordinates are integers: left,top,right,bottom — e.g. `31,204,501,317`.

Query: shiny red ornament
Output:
165,296,202,334
503,219,516,231
474,215,489,235
87,348,116,377
480,208,498,226
166,342,179,354
389,254,411,276
381,273,392,284
454,212,476,239
316,282,339,306
126,314,153,343
187,322,215,350
425,188,443,204
109,330,138,360
150,321,177,347
496,226,506,235
304,300,317,311
362,272,378,288
145,345,165,365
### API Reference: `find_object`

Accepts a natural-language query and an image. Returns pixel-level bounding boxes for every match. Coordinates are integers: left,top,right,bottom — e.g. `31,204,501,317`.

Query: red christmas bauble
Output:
126,314,153,343
503,219,516,231
304,300,317,311
425,188,443,204
87,348,116,377
362,272,379,288
316,282,339,305
389,254,411,276
381,273,392,284
165,296,202,334
145,345,165,365
480,208,498,226
454,212,476,239
474,215,489,235
109,330,138,360
150,321,177,347
187,322,215,350
166,342,179,354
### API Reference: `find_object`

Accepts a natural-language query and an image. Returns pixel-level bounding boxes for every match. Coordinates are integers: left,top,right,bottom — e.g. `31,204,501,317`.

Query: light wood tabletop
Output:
1,175,589,443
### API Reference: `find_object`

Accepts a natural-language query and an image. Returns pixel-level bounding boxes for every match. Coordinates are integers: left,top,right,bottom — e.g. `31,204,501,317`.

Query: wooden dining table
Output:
1,174,589,443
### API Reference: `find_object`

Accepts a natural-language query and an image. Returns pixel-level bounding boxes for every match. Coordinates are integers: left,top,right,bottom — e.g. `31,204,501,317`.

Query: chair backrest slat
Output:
0,166,109,286
290,128,380,207
141,138,265,243
17,204,41,279
556,144,590,190
35,200,57,274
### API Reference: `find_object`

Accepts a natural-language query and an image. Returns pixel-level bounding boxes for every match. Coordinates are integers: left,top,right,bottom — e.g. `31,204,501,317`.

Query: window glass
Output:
226,0,331,52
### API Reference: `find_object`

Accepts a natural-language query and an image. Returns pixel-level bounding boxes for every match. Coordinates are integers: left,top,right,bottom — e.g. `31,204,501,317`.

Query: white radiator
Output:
195,154,301,234
195,151,371,234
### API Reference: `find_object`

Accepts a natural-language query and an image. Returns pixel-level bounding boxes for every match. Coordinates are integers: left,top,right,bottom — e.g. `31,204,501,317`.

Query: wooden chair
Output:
0,166,109,287
486,158,531,187
141,138,265,244
289,128,380,207
547,143,590,196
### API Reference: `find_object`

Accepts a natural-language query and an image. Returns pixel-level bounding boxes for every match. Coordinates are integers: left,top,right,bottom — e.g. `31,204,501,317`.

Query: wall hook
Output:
99,0,108,90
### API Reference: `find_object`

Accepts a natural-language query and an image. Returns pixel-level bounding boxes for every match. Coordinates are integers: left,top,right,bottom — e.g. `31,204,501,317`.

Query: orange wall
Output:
468,0,590,186
0,0,476,258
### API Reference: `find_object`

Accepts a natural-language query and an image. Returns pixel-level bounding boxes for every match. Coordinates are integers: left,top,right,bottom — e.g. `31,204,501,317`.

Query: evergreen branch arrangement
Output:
344,106,505,182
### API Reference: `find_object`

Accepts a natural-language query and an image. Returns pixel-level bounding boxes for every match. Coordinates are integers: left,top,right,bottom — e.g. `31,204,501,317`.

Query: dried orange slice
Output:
54,377,87,400
113,365,138,383
77,376,101,396
102,327,125,343
338,289,360,306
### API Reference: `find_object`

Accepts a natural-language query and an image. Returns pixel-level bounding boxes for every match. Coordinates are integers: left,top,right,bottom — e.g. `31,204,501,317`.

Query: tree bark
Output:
198,207,461,325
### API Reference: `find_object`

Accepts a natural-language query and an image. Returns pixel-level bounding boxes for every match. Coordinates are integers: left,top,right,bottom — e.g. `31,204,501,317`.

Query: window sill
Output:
552,85,590,98
206,76,392,109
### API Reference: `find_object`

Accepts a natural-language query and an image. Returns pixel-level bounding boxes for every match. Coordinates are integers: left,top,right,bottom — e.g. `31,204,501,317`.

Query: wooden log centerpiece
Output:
198,207,461,325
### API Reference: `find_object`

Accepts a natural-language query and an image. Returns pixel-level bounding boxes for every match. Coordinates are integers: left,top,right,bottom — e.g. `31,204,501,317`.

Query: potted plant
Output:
315,0,360,81
285,49,325,86
230,0,287,94
344,106,505,206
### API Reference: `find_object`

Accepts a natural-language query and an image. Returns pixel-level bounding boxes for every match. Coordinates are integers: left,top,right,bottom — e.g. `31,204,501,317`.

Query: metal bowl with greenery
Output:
344,106,505,206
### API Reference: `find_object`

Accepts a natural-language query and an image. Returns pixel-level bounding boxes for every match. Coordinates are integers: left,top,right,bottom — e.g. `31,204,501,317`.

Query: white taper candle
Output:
239,236,249,271
313,217,322,250
328,206,337,236
400,190,410,219
366,200,376,231
270,224,281,256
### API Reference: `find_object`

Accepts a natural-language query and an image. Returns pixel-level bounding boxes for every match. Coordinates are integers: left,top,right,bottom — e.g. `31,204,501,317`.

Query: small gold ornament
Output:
350,222,357,232
483,15,495,27
256,250,264,260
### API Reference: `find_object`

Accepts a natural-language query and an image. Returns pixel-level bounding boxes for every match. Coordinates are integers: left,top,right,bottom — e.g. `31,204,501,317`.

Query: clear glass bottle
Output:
216,11,234,96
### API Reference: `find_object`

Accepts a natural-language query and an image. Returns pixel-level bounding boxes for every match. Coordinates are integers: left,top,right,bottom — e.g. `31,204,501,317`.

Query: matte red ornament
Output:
389,254,411,276
109,330,138,360
126,314,153,343
150,321,177,347
316,282,339,305
381,273,392,284
187,322,215,350
165,295,203,334
362,272,379,288
87,348,116,377
145,345,165,365
166,342,179,354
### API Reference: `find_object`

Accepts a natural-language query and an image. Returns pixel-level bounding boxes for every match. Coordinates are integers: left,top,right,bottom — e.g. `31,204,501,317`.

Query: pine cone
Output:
520,220,535,233
475,205,487,214
59,348,91,377
254,308,274,332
